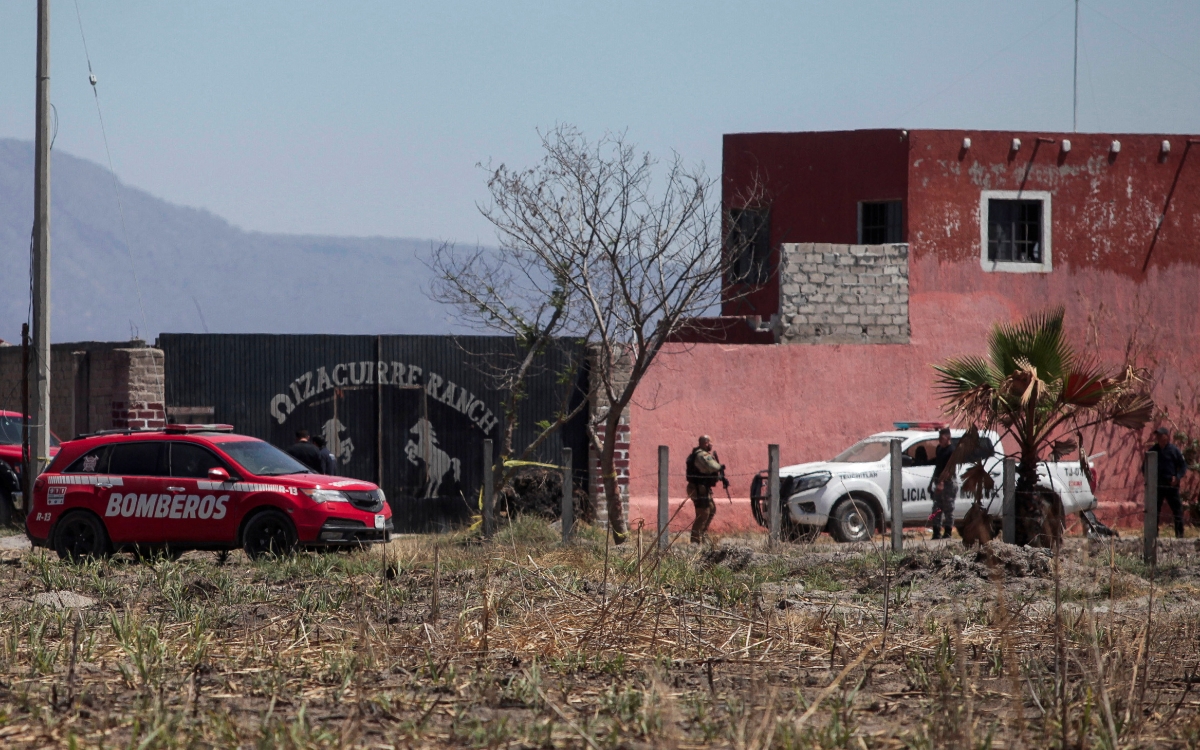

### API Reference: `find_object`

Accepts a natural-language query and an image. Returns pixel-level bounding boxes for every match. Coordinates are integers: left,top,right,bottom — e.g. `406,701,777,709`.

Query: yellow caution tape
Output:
466,459,571,530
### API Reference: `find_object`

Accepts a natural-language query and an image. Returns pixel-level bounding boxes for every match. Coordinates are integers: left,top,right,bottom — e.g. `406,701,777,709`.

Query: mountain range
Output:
0,138,461,344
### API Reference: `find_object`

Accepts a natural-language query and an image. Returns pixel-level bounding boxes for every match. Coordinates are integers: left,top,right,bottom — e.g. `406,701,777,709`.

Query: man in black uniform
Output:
929,428,956,540
286,429,323,473
686,435,728,544
1149,426,1188,538
313,435,338,476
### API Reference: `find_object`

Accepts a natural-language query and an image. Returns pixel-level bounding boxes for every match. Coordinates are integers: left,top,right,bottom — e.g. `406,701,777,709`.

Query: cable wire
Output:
73,0,166,416
1081,0,1200,80
890,2,1073,125
73,0,153,345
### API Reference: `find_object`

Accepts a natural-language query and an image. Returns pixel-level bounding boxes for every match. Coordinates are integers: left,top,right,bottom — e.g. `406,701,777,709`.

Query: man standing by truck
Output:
929,428,956,540
686,435,728,544
1149,426,1187,538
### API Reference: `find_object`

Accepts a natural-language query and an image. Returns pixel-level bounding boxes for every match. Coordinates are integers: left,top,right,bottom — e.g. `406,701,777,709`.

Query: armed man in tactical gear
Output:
686,435,728,544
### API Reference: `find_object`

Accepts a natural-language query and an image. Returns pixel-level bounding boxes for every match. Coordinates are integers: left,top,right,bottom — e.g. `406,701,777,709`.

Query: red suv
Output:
0,410,60,525
26,424,392,560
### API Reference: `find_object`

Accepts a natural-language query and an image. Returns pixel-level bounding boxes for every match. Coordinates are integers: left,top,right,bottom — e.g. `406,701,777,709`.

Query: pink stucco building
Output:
630,129,1200,532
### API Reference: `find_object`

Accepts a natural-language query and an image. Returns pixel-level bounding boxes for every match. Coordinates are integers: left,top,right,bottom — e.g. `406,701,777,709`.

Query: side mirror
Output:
208,467,231,483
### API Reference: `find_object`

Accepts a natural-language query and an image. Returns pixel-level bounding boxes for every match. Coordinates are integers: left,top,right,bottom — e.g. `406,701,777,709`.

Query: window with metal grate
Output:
987,199,1043,263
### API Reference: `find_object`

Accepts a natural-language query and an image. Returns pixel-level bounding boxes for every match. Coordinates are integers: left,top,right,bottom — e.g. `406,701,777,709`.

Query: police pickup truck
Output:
750,423,1096,543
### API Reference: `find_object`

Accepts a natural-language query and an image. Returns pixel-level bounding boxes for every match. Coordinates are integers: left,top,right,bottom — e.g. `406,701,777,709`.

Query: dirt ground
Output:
0,521,1198,749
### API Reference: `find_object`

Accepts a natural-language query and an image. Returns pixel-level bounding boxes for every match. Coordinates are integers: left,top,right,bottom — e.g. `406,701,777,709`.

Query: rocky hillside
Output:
0,139,461,344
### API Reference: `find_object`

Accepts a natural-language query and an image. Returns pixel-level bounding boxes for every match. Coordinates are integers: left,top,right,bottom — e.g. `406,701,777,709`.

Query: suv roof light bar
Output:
163,424,235,434
75,427,167,439
892,421,949,430
73,424,236,440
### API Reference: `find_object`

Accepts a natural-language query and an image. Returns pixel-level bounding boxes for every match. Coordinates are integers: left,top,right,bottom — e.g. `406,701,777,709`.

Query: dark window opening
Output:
107,442,168,477
170,443,229,478
988,199,1043,263
728,208,771,285
859,201,903,244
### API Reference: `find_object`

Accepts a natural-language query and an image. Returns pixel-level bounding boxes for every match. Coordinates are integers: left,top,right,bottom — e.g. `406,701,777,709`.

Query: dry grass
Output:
0,519,1198,748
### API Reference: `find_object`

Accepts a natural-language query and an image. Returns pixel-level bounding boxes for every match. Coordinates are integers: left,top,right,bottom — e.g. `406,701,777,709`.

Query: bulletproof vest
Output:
686,447,719,488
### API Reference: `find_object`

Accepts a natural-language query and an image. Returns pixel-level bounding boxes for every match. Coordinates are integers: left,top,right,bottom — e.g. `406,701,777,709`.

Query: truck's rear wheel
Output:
828,498,876,543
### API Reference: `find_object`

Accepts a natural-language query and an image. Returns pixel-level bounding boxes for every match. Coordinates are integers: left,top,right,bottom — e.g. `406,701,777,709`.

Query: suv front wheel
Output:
242,510,297,560
828,497,876,543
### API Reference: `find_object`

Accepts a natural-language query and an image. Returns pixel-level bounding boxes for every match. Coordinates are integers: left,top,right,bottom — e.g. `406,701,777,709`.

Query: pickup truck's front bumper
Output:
750,471,831,528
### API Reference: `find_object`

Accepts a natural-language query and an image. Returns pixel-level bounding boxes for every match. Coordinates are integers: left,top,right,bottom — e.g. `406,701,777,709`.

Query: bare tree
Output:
428,241,589,514
475,125,759,543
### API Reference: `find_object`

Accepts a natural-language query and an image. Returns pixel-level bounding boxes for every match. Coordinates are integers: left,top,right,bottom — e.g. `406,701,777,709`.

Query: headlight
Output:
375,489,386,505
793,471,832,493
303,489,350,504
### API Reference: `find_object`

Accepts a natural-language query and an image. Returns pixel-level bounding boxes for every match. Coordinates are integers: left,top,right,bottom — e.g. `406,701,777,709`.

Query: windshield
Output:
832,439,892,463
214,439,311,476
0,416,60,447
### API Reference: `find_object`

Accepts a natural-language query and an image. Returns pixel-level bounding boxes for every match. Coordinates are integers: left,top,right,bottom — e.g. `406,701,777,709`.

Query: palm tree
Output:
934,308,1153,546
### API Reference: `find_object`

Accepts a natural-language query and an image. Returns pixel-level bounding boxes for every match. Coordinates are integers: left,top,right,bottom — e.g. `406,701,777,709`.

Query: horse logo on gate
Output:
404,417,462,498
321,418,354,466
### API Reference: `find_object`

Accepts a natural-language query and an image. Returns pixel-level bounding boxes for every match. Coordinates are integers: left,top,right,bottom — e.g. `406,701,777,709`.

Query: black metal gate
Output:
157,334,588,531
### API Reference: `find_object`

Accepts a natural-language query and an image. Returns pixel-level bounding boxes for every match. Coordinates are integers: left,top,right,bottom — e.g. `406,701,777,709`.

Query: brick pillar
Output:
110,347,166,430
0,340,166,435
588,346,632,529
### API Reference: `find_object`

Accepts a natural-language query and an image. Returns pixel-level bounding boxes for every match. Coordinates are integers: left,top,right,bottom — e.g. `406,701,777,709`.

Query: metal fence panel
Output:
157,334,589,531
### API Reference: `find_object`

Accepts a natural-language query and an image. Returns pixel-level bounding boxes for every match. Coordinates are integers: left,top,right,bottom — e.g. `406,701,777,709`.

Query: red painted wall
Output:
633,129,1200,533
722,130,909,318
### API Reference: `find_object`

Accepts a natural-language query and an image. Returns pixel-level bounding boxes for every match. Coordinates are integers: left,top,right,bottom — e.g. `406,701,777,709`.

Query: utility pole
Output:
29,0,52,480
1072,0,1079,132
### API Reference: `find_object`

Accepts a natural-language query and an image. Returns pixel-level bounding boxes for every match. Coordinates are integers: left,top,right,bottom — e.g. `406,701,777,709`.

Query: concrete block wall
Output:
776,242,910,344
0,341,165,439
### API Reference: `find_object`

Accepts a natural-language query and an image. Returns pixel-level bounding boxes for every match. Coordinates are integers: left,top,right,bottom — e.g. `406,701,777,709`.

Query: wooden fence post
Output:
890,439,903,552
657,446,669,551
482,439,494,539
561,447,573,543
1002,458,1016,544
1144,451,1158,567
768,444,780,547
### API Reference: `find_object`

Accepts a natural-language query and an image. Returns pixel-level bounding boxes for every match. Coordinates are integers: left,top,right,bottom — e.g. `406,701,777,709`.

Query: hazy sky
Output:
2,1,1199,244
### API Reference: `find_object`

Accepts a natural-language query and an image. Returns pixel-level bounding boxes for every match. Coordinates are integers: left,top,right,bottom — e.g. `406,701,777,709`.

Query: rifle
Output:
713,450,732,505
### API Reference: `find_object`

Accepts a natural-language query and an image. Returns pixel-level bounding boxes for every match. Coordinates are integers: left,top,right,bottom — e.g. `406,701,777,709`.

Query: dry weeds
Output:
0,520,1198,748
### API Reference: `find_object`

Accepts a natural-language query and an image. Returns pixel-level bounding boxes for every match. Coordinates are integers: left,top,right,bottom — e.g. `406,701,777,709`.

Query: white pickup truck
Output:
750,425,1097,543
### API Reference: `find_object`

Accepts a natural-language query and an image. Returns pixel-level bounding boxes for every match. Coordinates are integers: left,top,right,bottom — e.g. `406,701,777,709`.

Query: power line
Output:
1078,21,1100,130
73,0,166,413
891,2,1073,124
1081,1,1200,80
72,0,153,345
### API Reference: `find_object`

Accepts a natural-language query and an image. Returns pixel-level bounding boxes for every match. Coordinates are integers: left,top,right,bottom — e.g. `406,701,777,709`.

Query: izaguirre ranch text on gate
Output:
269,360,500,434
